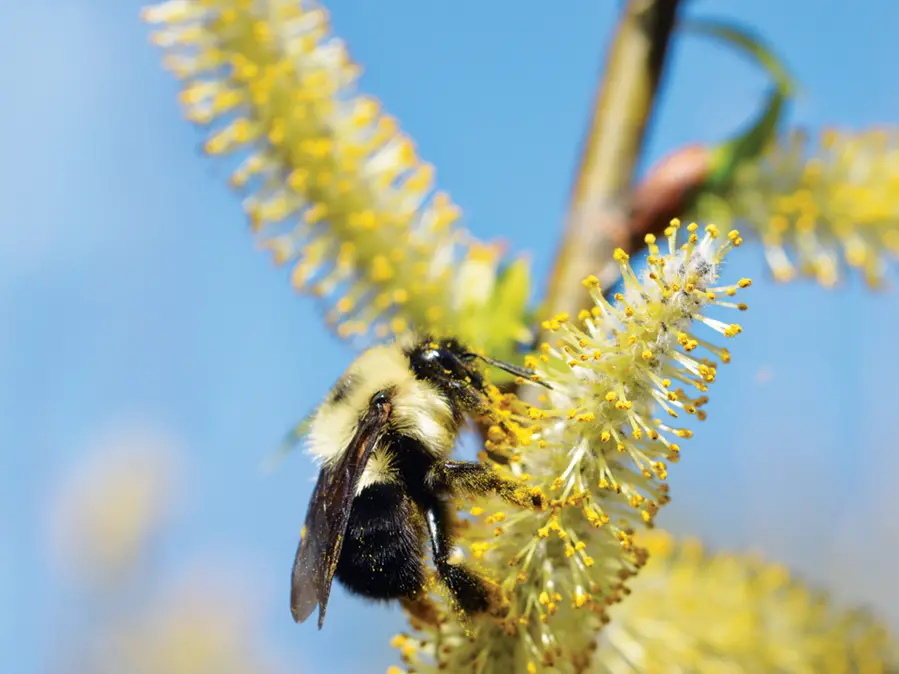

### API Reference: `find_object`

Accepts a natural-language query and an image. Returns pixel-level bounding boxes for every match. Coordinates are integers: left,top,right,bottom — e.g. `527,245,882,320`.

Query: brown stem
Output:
622,143,711,267
486,1,691,443
535,0,682,331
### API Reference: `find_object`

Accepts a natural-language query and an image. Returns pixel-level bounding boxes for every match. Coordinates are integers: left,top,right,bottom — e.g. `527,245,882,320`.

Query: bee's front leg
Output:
426,460,546,511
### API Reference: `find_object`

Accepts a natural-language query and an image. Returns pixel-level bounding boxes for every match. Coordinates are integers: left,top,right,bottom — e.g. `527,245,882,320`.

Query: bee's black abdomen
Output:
334,483,427,601
330,437,498,618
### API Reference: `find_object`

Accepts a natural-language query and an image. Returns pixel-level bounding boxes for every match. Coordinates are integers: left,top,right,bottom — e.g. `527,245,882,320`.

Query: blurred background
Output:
3,1,898,673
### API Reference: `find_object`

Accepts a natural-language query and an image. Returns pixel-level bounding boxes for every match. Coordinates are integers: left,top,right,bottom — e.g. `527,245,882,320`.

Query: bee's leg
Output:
399,594,442,628
427,460,546,510
424,500,504,617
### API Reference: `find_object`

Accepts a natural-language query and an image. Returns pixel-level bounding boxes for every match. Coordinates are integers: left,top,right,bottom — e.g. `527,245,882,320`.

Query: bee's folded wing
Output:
290,469,330,625
290,405,387,629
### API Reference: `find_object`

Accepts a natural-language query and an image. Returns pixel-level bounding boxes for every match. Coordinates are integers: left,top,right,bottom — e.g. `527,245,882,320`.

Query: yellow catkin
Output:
698,128,899,288
143,0,521,346
594,530,899,673
390,221,753,673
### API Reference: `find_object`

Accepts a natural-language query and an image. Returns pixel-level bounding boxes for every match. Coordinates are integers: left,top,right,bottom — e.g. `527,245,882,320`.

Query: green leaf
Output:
488,256,533,349
682,18,797,191
682,18,796,95
706,86,786,191
455,254,533,387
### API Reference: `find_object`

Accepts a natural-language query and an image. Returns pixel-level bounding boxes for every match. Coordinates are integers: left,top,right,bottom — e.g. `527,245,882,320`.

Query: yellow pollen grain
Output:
470,542,490,559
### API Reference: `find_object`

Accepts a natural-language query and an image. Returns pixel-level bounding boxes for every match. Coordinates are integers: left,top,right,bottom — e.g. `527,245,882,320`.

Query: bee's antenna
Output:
464,353,553,390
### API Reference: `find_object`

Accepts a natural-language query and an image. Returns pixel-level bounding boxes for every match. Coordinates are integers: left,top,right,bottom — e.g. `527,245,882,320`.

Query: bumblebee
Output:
290,334,547,629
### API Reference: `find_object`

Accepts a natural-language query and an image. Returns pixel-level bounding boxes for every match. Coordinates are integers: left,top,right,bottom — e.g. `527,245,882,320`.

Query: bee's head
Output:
405,336,550,410
406,337,485,399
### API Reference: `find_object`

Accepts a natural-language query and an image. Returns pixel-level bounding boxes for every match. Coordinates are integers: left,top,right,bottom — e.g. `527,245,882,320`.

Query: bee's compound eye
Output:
371,391,390,407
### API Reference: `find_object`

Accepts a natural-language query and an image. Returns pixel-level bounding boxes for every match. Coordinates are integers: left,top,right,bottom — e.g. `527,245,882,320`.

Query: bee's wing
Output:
290,407,386,629
289,468,329,626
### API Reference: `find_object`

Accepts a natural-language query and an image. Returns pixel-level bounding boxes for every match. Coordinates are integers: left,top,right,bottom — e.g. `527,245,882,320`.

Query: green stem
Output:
535,0,682,340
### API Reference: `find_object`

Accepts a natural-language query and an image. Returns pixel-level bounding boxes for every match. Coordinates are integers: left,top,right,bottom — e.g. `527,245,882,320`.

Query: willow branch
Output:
537,0,682,330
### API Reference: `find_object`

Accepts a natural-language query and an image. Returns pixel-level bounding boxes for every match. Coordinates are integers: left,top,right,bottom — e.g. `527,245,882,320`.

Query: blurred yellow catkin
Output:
47,423,180,585
47,425,285,674
594,530,899,674
142,0,531,356
696,128,899,288
90,571,282,674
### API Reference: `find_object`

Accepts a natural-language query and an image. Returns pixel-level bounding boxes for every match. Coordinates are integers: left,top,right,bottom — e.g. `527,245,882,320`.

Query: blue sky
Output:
3,1,899,672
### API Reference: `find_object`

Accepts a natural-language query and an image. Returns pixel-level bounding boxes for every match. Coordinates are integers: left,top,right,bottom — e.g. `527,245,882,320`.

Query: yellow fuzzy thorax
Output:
307,342,456,487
